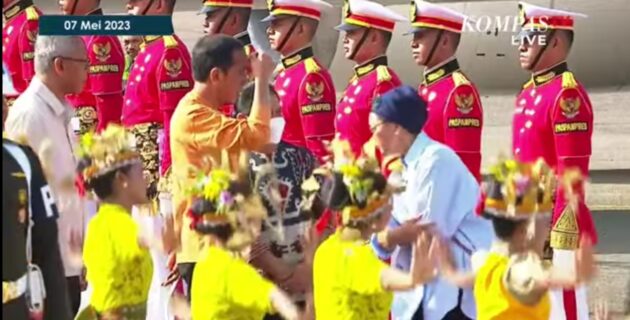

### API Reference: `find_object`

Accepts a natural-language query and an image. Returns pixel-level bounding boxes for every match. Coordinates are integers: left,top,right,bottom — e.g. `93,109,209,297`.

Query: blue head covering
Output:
371,85,428,135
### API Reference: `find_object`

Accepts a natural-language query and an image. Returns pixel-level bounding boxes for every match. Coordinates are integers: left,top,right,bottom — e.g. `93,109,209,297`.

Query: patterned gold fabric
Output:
75,106,98,136
129,122,161,198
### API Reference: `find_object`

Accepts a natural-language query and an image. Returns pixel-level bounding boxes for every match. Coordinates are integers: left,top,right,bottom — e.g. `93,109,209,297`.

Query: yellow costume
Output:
74,125,153,319
313,231,392,320
474,252,550,320
183,160,275,319
473,158,556,320
83,203,153,316
192,246,275,319
310,139,403,320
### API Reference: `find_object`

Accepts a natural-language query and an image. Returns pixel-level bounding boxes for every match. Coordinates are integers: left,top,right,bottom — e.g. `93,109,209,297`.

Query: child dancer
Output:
76,124,175,320
312,139,438,319
439,158,596,320
186,161,301,320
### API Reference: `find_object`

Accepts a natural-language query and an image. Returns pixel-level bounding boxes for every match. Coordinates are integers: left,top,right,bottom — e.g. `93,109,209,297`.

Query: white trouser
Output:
131,206,174,320
549,249,589,320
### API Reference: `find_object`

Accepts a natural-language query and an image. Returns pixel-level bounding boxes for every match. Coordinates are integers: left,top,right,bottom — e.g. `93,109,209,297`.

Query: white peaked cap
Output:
519,2,587,31
262,0,333,22
336,0,406,33
409,0,468,34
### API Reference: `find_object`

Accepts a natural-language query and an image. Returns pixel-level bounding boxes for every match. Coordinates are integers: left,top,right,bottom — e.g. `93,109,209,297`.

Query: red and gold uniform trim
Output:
344,14,395,32
268,4,321,21
411,16,463,33
2,0,35,21
202,0,253,8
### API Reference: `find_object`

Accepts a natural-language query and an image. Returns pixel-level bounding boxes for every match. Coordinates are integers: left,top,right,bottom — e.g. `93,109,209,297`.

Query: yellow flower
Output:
201,170,231,201
505,159,518,172
79,132,94,157
339,164,361,178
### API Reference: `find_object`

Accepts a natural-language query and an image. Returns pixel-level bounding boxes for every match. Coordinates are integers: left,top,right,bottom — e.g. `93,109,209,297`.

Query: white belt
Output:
2,273,27,304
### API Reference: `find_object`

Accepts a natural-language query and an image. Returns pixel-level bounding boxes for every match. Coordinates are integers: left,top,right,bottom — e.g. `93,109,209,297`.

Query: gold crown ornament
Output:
329,139,403,226
77,124,141,183
185,154,268,251
483,157,555,219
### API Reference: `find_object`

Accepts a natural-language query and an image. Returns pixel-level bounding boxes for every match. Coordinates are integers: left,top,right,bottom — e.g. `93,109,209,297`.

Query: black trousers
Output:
411,290,472,320
177,262,196,301
66,276,81,316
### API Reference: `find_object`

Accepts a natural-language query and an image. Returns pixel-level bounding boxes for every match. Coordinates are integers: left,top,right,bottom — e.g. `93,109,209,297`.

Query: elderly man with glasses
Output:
5,35,89,317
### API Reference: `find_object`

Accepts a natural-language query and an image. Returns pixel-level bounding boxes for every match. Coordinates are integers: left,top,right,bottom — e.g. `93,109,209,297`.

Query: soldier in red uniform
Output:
334,0,404,157
408,0,483,182
59,0,125,135
514,3,594,320
263,0,336,164
123,0,193,197
200,0,256,116
2,0,42,107
200,0,255,55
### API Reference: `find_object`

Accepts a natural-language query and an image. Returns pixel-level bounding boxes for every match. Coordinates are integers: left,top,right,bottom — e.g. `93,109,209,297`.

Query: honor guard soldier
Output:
514,3,594,320
334,0,404,157
122,0,193,198
263,0,337,164
60,0,125,135
200,0,256,116
200,0,256,55
2,0,42,108
409,0,483,182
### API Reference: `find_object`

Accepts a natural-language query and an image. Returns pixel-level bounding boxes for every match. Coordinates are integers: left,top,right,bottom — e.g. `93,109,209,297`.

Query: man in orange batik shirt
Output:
169,35,275,300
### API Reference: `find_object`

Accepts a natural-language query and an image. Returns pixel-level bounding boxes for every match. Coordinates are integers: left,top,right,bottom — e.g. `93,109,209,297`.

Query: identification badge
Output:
26,264,46,313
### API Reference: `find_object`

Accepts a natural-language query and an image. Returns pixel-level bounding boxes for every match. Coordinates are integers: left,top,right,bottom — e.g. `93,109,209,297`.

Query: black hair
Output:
235,81,278,116
484,213,528,241
189,198,235,240
189,179,253,239
380,30,393,48
449,32,462,49
323,171,387,211
559,29,574,48
195,222,235,241
84,165,133,200
192,34,244,82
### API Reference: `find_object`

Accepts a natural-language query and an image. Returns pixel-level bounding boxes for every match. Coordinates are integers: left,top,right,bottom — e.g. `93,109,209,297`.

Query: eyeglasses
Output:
55,56,90,70
370,121,386,133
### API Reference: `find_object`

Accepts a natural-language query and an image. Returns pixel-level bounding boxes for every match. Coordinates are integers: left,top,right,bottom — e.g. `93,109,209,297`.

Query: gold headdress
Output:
484,157,555,219
77,124,141,183
327,138,404,226
186,154,267,250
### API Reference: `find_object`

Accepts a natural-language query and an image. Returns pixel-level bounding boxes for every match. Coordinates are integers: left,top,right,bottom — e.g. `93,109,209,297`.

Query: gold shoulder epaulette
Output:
562,71,578,89
25,7,39,21
304,57,321,74
272,63,284,77
163,36,177,49
376,65,392,83
452,71,470,87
